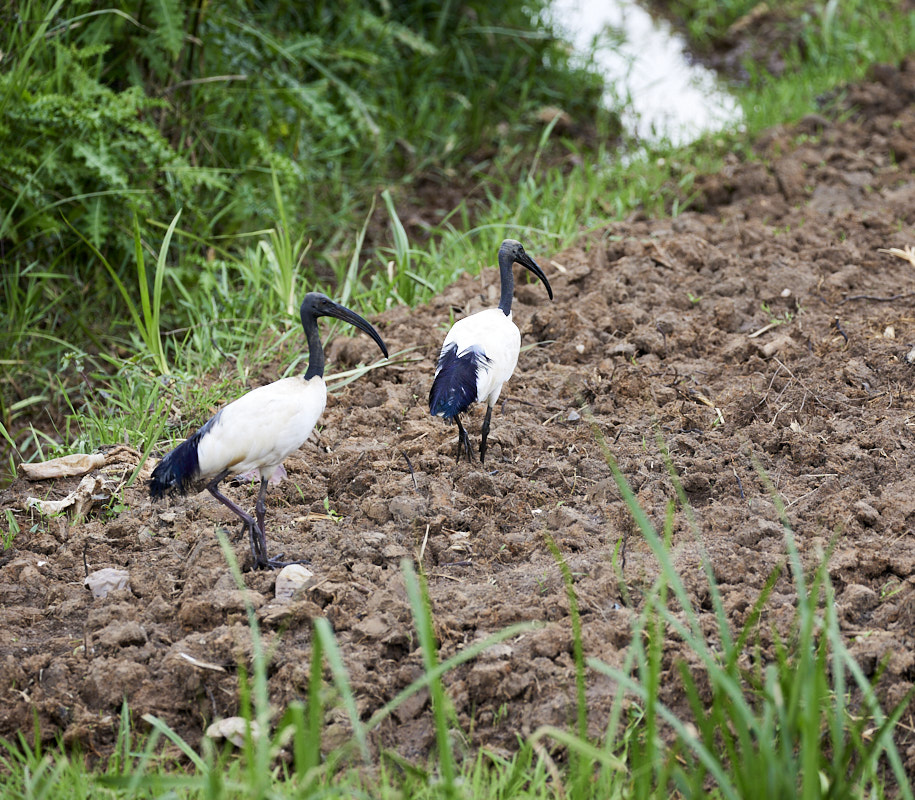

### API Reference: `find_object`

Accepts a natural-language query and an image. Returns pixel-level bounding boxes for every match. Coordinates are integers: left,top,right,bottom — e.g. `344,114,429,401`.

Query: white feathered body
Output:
196,376,327,481
438,308,520,408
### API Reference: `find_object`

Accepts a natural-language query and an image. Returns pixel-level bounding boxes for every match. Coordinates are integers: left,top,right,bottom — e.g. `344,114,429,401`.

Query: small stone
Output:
853,500,880,527
389,495,427,522
382,544,410,560
97,621,147,648
353,615,388,640
839,584,878,622
567,409,581,422
205,717,263,747
758,333,797,359
84,568,130,599
608,341,637,358
460,471,497,497
274,564,316,603
480,643,513,661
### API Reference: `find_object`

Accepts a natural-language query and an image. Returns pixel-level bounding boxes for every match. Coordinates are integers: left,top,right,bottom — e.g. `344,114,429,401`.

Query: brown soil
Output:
3,58,915,781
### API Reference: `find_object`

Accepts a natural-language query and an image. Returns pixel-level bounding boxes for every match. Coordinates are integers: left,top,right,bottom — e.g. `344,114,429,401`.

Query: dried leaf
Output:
21,453,105,480
27,475,108,518
878,245,915,266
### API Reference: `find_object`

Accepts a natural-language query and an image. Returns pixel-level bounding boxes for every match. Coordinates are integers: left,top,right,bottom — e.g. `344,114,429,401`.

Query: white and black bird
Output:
149,293,388,569
429,239,553,462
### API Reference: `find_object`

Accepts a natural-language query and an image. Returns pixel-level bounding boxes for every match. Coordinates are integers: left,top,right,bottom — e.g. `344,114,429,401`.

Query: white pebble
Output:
84,568,130,599
205,717,262,747
274,564,315,602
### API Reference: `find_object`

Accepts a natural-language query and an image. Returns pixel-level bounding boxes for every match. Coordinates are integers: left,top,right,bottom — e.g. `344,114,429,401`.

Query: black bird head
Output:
300,293,388,379
301,293,389,358
499,239,553,301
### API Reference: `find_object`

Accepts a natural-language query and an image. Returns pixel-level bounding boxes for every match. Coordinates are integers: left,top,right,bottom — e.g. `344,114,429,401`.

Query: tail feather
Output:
429,343,491,419
149,415,216,498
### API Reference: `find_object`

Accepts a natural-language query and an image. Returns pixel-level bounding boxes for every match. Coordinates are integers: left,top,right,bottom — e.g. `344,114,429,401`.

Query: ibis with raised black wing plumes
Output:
429,239,553,462
149,293,388,570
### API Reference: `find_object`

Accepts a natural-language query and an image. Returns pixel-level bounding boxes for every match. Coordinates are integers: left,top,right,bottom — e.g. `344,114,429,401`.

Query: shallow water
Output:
550,0,743,145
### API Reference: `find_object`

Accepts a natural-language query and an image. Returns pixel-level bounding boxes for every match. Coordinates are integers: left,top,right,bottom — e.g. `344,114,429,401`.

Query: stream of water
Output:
550,0,743,146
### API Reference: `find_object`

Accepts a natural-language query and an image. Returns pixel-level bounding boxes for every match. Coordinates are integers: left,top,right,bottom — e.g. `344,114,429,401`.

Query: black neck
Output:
302,312,325,380
497,255,514,315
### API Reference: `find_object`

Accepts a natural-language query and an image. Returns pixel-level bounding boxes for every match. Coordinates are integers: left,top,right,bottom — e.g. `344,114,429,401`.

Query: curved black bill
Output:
324,302,389,358
518,252,553,301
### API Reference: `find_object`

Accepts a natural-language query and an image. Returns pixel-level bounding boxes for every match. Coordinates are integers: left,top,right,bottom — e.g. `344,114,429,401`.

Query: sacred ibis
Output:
149,293,388,569
429,239,553,462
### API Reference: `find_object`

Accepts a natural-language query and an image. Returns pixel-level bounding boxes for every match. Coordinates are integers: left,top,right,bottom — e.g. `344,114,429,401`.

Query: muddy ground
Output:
3,58,915,779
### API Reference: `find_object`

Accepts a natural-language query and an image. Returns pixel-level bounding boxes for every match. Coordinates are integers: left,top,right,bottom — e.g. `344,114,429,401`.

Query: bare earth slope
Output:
3,58,915,773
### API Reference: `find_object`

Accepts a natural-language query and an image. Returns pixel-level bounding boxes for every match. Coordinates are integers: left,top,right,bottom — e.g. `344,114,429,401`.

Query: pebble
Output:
274,564,316,602
205,717,263,747
84,568,130,599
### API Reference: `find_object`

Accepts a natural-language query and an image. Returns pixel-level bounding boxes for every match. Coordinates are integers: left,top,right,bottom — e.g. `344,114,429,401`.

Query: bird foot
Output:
455,432,473,463
252,553,311,571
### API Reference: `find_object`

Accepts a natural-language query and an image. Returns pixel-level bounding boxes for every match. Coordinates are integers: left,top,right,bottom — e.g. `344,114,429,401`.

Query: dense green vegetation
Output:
3,0,915,796
0,0,608,469
3,0,914,472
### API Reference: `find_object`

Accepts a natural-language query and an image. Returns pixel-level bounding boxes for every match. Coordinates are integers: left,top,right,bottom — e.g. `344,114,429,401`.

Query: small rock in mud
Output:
382,543,410,560
84,568,130,599
756,332,797,359
839,584,879,624
459,471,498,497
205,717,263,747
389,494,428,522
853,500,880,527
96,620,148,648
275,564,316,602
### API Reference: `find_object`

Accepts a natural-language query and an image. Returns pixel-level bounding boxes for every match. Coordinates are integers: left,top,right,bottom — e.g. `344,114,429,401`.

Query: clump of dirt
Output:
3,59,915,779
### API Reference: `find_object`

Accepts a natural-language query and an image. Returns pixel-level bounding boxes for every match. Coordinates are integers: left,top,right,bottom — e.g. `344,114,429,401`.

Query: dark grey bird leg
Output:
255,476,268,540
253,476,273,566
208,474,306,570
480,404,494,464
455,416,473,462
207,475,263,566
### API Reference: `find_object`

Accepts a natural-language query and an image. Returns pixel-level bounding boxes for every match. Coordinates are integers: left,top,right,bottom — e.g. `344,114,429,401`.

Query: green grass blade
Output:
401,558,457,797
313,617,371,764
340,195,376,308
365,620,538,733
62,214,145,345
140,713,207,772
150,208,182,373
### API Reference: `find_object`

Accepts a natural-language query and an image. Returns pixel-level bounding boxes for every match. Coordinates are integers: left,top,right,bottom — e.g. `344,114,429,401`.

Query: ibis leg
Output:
480,404,494,464
207,475,297,570
254,476,268,539
252,476,271,567
207,476,262,565
455,416,473,462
